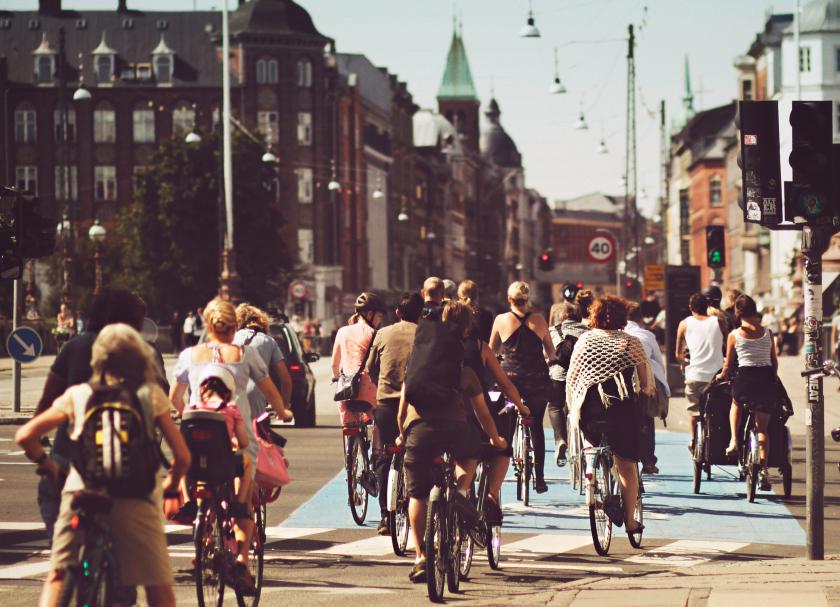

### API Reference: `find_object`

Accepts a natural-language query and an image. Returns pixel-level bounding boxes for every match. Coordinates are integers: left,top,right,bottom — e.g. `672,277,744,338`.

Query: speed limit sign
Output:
586,233,616,263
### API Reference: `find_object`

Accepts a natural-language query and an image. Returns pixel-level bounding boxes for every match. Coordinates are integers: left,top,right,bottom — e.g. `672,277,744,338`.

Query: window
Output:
297,168,313,203
298,229,314,264
14,109,37,143
94,166,117,200
800,47,811,72
15,166,37,194
257,111,279,143
34,56,54,83
710,175,723,207
53,108,76,142
836,102,840,134
741,79,753,101
172,105,195,133
95,55,113,83
267,177,280,203
836,47,840,72
152,55,172,83
136,63,153,81
120,65,137,81
132,107,155,143
93,106,116,143
54,166,78,200
256,58,278,84
296,58,312,87
297,112,312,146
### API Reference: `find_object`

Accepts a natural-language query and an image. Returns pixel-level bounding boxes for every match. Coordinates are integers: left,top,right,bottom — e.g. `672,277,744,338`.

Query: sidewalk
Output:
544,555,840,606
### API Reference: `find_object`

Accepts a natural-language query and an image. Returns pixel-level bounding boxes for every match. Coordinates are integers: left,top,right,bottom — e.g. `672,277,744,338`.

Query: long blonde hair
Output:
457,280,479,313
90,323,158,390
203,298,237,339
236,303,270,332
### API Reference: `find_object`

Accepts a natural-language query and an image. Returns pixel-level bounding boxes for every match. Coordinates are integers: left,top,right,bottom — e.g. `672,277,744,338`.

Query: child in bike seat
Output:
187,364,257,592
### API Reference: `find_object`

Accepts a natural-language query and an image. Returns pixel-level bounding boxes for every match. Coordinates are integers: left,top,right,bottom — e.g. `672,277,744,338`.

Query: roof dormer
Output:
32,32,56,84
92,31,117,83
151,34,174,84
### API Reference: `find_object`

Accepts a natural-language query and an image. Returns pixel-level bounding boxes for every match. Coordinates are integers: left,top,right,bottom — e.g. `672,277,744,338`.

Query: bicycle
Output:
385,442,410,556
459,443,503,578
510,405,536,506
342,403,378,526
738,406,793,502
425,451,469,603
584,421,644,556
182,410,264,607
566,413,585,492
57,491,120,607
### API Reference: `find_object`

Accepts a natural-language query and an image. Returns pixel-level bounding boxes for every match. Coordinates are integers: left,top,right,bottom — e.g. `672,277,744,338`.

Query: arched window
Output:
267,58,278,83
296,57,312,87
710,174,722,207
153,54,173,83
93,102,116,143
172,102,195,134
95,55,114,83
256,58,266,84
133,101,155,143
35,56,55,83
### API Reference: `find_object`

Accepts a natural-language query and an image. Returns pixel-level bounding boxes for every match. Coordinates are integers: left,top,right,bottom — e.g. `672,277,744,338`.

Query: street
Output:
0,354,838,605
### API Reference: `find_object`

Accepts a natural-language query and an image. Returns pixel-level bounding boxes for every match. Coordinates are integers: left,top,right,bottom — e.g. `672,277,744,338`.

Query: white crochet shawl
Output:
566,329,654,425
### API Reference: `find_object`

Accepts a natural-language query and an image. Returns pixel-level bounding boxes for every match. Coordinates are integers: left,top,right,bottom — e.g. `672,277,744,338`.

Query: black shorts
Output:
404,420,480,499
472,391,514,457
733,366,780,414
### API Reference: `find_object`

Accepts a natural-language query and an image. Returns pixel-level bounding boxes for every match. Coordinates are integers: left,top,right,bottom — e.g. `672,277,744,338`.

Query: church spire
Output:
437,23,478,101
682,54,695,120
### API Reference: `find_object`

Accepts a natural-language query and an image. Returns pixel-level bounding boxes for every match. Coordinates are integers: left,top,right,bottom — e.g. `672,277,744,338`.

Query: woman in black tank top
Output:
490,281,557,494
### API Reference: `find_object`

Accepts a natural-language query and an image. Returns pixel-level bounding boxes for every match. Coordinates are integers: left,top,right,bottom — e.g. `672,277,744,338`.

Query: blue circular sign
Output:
6,326,43,364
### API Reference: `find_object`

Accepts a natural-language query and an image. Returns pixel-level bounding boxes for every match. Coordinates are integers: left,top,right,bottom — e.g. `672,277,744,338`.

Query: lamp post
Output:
56,213,72,308
88,219,106,295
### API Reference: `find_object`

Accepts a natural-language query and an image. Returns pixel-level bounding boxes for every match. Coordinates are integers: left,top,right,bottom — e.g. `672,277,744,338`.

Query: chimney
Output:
38,0,61,14
117,0,127,12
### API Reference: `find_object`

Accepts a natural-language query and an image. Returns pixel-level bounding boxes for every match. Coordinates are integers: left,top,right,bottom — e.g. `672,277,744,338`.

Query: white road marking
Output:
625,539,747,568
313,535,397,556
264,526,334,540
0,462,34,466
502,533,593,558
0,522,45,531
0,560,52,579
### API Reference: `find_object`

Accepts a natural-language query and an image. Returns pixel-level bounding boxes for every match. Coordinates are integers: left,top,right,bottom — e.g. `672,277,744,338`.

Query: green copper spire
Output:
682,54,695,119
437,27,478,101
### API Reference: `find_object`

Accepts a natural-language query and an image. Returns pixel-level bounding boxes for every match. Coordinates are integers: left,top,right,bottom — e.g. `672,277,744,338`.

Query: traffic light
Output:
0,188,23,280
706,225,726,268
537,249,554,271
19,194,56,260
738,101,782,227
788,101,835,225
562,282,583,302
624,277,641,300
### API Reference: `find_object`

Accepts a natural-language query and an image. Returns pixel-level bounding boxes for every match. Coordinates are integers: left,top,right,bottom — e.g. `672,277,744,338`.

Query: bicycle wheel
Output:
195,502,225,607
512,425,523,501
235,506,264,607
446,506,462,593
459,485,475,579
744,431,758,503
522,431,532,507
425,498,446,603
588,455,613,556
57,568,77,607
781,464,793,498
390,463,410,556
628,473,644,549
348,436,369,525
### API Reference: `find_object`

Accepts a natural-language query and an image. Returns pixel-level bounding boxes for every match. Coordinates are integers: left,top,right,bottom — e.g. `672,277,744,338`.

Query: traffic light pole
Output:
801,225,833,561
11,278,20,413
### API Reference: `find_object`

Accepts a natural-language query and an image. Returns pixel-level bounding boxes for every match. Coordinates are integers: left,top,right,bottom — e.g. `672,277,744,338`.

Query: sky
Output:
7,0,783,215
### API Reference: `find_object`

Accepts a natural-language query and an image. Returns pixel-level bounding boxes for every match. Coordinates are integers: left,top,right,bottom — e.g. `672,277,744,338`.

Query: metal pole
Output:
221,0,233,250
795,0,801,100
802,225,829,561
12,278,20,413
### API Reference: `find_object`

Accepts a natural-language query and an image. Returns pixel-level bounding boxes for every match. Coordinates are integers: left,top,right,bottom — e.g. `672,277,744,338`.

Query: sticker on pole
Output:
587,233,616,263
6,326,43,364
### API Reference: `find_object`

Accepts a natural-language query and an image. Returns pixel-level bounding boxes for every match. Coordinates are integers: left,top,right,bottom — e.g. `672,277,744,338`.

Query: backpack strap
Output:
243,329,259,347
206,343,223,363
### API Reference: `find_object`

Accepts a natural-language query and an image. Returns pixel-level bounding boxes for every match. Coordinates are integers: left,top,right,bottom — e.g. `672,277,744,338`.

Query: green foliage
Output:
109,130,291,319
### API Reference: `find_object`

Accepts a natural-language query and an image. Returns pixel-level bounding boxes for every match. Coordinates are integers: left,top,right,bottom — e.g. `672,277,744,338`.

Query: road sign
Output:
643,264,665,291
6,326,42,364
586,233,616,263
289,280,309,300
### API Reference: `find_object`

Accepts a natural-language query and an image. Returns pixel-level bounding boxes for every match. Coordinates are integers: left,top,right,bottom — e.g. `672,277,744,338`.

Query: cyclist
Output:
331,292,386,426
233,303,293,417
364,292,424,535
185,363,257,591
16,324,191,607
716,294,782,490
421,276,445,320
490,281,557,494
548,301,589,467
566,295,653,532
575,289,595,326
459,280,528,524
398,300,508,583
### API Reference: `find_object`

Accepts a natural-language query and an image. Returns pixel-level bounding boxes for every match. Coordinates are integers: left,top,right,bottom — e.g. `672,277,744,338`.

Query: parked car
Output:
269,320,318,427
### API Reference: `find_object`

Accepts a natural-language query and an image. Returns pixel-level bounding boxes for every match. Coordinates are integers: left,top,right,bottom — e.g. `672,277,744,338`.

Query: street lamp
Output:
56,213,72,308
549,48,566,94
185,131,202,144
261,151,278,163
88,219,106,296
397,209,409,222
519,0,541,37
573,112,588,130
596,140,608,154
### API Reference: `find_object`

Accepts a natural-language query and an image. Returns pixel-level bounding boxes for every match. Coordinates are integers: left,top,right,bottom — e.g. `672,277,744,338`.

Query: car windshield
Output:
270,322,303,361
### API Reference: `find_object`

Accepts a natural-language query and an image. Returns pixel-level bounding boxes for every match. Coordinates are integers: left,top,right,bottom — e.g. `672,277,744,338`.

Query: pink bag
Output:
253,417,290,489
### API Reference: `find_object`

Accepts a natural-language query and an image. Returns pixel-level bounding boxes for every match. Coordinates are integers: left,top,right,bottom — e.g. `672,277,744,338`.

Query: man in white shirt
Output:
626,303,671,474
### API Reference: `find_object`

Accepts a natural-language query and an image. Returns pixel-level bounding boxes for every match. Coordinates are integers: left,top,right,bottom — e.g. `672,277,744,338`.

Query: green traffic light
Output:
711,250,722,263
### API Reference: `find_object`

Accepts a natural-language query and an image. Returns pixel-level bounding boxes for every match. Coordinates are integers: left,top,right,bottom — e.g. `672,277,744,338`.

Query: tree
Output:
109,130,291,319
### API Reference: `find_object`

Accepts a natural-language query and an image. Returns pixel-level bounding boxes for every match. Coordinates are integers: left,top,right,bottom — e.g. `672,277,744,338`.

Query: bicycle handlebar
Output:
801,360,838,378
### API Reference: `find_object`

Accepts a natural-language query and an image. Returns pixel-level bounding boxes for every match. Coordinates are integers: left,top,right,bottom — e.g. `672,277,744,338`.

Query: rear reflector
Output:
432,456,444,465
191,430,213,441
343,427,361,436
289,364,302,372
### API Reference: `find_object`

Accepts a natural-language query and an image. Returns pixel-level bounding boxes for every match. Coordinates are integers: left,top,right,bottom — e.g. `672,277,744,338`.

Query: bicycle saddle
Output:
71,490,113,515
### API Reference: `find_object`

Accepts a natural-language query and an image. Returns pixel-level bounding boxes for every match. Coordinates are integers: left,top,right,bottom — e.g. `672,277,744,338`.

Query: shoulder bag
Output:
333,327,377,402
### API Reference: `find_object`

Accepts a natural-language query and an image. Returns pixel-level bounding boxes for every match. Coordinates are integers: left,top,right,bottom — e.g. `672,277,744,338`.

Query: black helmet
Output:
702,285,722,306
355,291,386,315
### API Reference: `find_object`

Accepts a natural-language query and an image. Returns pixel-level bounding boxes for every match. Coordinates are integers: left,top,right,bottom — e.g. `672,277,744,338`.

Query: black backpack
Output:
404,319,464,413
554,325,578,371
71,382,160,499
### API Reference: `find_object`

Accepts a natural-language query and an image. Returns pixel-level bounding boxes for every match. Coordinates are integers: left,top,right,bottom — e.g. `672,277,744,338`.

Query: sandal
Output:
626,521,645,534
409,559,427,583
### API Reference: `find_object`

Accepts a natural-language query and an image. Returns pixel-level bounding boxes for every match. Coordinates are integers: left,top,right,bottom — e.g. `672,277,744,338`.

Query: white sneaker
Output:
555,441,568,467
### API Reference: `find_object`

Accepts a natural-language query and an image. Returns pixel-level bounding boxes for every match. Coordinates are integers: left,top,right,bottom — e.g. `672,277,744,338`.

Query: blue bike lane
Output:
279,429,804,547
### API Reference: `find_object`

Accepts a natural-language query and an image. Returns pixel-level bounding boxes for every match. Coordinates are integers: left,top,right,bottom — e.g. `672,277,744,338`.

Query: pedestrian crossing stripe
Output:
625,539,748,568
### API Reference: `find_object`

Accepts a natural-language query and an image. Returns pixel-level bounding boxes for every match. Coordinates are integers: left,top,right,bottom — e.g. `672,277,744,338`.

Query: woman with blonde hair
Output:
233,303,293,419
170,298,292,593
16,324,191,607
490,281,558,493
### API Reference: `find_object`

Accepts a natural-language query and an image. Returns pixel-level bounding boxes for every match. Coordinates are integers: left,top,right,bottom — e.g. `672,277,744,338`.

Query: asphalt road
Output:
0,354,838,605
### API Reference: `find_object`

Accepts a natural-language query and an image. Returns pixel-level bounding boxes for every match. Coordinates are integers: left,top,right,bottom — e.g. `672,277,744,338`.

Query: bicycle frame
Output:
60,505,119,606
